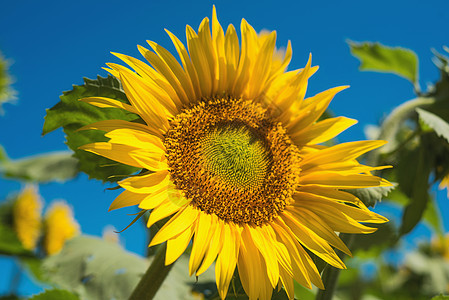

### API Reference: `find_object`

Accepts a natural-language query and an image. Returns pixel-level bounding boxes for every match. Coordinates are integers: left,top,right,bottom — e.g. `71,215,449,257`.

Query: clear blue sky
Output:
0,0,448,296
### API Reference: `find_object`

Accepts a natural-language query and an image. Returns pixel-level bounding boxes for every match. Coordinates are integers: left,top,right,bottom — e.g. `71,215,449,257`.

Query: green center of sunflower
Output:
164,98,301,226
200,124,269,190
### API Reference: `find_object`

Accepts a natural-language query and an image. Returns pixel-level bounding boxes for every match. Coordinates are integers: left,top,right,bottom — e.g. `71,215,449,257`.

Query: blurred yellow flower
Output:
43,201,80,255
13,185,42,250
432,233,449,261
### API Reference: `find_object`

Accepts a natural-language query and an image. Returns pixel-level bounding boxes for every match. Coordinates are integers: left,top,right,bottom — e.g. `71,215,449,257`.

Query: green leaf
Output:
432,295,449,300
293,282,315,300
28,289,79,300
0,145,7,162
344,184,396,207
42,235,216,300
42,76,139,182
42,235,148,300
389,188,443,236
0,224,32,256
417,108,449,143
0,151,78,183
348,41,418,84
20,256,47,283
397,140,432,235
351,222,398,258
423,197,444,237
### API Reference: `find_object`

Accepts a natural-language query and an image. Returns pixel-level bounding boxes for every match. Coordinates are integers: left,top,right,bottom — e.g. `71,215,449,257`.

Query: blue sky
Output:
0,0,448,296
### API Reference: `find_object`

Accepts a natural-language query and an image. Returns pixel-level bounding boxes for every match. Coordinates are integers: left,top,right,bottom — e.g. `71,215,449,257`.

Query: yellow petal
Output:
287,86,348,133
211,5,227,93
142,42,193,104
111,54,182,112
189,213,215,276
293,193,388,224
300,140,387,168
117,67,171,132
290,208,352,256
239,227,271,299
146,195,188,228
196,216,224,275
118,171,169,194
215,224,240,300
247,31,276,99
77,119,153,134
186,25,212,97
293,205,379,234
108,190,146,211
79,142,166,171
166,225,194,265
224,24,239,92
297,185,366,208
197,17,217,94
105,128,165,152
149,205,199,247
291,117,358,145
79,97,138,114
273,218,324,289
110,53,181,113
281,211,346,269
246,225,279,288
165,29,201,100
138,183,180,210
298,172,391,188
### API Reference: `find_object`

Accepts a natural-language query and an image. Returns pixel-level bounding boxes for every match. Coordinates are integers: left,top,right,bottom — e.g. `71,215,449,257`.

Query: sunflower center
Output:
200,124,269,190
164,98,301,226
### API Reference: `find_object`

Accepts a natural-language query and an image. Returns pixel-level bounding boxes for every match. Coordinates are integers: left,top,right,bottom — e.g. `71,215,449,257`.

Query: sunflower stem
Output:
129,243,173,300
315,233,354,300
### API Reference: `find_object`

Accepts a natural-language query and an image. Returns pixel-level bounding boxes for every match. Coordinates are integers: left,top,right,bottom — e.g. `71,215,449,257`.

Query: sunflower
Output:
79,7,390,299
43,201,80,255
13,185,42,251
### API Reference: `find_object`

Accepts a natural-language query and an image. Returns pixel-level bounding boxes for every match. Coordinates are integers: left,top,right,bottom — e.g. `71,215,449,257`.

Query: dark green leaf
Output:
42,76,139,182
351,222,398,257
0,145,7,162
344,184,396,207
432,295,449,300
397,139,431,235
293,282,315,300
0,224,32,256
1,151,78,183
417,108,449,143
20,257,47,283
431,47,449,102
388,188,443,236
348,41,418,84
0,295,20,300
423,197,444,237
28,289,79,300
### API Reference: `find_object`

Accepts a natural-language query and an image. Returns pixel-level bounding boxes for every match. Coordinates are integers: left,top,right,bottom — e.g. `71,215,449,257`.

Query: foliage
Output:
42,76,140,182
0,51,16,112
348,40,419,85
0,150,78,183
28,289,79,300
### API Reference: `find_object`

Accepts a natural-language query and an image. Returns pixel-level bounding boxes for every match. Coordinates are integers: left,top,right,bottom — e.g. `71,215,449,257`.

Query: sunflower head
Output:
43,201,80,255
79,6,390,299
13,185,43,251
